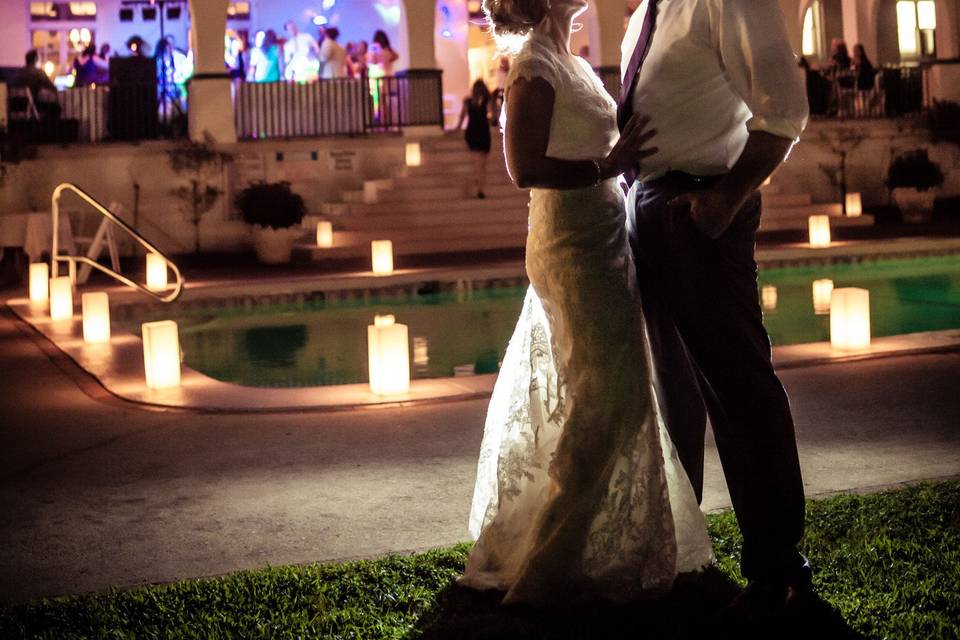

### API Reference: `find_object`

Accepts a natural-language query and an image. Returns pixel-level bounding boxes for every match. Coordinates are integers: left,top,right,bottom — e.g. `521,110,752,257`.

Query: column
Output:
405,0,438,69
187,0,236,143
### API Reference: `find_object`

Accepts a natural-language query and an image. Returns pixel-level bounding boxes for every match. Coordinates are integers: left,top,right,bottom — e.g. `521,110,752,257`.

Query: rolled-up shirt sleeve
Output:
713,0,809,141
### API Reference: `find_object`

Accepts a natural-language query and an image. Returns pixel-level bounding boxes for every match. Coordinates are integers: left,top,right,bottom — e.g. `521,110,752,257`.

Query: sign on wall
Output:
328,150,358,173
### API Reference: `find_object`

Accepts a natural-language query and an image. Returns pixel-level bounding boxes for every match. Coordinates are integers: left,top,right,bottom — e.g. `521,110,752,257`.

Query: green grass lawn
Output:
1,481,958,640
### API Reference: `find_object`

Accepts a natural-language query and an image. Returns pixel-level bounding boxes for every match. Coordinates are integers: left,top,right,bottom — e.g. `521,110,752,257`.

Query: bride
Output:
458,0,714,605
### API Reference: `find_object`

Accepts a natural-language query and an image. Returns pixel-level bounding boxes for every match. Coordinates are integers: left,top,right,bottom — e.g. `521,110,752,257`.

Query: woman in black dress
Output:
455,80,492,198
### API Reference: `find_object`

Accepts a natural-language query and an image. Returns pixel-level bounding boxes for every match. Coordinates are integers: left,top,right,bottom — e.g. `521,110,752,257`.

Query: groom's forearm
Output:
715,131,795,212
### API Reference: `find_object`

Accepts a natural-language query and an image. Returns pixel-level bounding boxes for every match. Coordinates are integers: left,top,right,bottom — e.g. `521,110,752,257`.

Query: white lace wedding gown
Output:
458,32,714,605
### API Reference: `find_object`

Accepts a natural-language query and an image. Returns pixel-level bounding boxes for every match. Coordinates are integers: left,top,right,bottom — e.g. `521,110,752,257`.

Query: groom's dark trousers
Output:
627,171,807,583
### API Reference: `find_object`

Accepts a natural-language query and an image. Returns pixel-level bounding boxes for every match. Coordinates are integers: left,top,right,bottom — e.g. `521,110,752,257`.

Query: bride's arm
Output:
505,76,658,190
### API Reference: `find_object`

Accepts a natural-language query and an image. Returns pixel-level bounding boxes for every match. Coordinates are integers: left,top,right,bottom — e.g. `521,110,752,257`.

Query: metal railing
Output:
4,83,184,145
234,70,444,140
52,182,184,303
808,64,926,120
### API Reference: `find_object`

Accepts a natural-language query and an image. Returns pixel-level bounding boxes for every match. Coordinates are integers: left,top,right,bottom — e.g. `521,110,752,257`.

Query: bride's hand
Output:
598,114,658,180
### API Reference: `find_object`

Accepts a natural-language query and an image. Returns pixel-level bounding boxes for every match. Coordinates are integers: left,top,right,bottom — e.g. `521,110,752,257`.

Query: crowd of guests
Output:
799,38,878,116
237,24,400,83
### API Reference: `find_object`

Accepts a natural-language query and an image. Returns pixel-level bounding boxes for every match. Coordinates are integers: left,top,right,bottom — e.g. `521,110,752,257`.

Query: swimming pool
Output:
121,256,960,388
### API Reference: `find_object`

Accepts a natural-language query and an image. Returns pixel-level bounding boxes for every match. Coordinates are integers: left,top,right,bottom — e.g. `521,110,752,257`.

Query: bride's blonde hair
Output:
483,0,551,52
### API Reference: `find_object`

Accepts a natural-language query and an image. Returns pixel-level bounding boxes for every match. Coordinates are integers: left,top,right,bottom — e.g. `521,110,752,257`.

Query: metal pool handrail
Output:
51,182,184,303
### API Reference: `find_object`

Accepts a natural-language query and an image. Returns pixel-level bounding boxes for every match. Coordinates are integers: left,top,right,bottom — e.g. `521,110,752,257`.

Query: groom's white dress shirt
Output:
621,0,809,183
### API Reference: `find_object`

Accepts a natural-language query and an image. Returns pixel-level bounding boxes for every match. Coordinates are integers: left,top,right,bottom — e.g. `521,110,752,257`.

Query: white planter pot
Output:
892,188,937,224
251,225,297,264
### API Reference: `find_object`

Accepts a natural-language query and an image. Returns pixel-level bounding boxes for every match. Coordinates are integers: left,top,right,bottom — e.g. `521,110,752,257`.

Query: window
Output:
227,1,250,20
801,1,824,58
30,2,97,21
67,2,96,18
30,2,59,20
897,0,936,58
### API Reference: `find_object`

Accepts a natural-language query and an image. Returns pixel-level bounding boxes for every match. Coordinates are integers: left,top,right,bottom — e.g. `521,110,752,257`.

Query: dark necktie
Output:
617,0,658,186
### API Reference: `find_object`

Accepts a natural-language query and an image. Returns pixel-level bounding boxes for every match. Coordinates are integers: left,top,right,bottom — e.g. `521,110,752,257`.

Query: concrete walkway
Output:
0,309,958,605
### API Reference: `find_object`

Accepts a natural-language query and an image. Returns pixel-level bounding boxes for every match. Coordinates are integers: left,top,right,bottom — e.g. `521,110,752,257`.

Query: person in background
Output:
126,35,149,57
453,79,492,199
827,38,852,78
72,44,104,87
224,31,246,81
12,50,61,119
369,30,399,76
798,56,829,116
319,27,348,79
99,43,112,59
248,29,281,82
852,43,876,91
283,20,320,82
348,40,369,78
155,37,187,119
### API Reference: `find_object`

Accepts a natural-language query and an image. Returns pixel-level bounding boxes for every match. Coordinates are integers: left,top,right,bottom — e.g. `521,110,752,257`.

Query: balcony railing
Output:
807,65,926,120
595,63,928,121
4,82,184,145
234,70,444,140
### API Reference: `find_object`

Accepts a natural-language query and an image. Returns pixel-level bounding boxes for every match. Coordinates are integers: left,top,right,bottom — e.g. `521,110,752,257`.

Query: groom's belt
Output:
639,171,725,191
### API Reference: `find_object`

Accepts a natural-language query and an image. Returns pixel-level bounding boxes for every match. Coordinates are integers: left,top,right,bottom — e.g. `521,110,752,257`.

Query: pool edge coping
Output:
6,295,960,413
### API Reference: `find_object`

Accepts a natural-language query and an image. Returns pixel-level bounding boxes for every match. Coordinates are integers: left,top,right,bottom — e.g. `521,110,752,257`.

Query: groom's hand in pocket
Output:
669,186,741,240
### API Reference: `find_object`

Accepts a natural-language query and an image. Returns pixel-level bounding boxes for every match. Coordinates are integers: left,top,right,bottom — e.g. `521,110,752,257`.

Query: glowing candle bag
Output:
81,291,111,343
29,262,49,303
146,253,168,291
316,221,333,248
405,142,422,167
830,288,871,350
808,215,831,247
49,276,73,320
845,192,862,217
142,320,181,389
368,317,410,395
371,240,394,275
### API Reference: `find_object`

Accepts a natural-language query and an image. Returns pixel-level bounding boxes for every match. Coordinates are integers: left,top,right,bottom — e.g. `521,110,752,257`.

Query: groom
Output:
618,0,811,612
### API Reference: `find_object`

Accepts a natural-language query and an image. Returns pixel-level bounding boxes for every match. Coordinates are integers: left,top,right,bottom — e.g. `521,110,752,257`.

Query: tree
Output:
167,132,233,253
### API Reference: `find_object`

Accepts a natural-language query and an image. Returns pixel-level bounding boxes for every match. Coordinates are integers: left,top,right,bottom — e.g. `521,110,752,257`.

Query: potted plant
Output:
235,181,306,264
886,149,944,223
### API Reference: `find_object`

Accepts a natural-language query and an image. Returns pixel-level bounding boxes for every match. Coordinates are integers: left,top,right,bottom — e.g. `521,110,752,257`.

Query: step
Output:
762,193,812,207
760,182,783,195
759,214,874,232
336,209,528,232
373,183,519,203
762,203,844,219
392,173,516,190
296,232,526,261
331,192,530,216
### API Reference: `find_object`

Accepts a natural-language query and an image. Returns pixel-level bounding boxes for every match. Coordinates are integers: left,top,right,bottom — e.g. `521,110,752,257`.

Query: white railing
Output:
51,182,184,303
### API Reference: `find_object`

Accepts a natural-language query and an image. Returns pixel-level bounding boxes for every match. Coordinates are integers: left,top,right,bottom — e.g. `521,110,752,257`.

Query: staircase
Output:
296,135,875,265
759,181,873,232
298,132,530,261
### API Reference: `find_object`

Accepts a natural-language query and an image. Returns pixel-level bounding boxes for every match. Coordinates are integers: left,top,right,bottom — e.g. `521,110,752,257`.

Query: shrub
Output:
886,149,945,192
235,181,306,229
929,99,960,146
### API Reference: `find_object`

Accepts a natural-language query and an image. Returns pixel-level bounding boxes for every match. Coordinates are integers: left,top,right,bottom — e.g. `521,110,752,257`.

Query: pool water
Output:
123,256,960,388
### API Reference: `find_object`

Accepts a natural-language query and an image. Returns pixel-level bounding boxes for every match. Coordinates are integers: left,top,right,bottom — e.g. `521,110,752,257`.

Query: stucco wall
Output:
776,119,960,207
0,136,406,254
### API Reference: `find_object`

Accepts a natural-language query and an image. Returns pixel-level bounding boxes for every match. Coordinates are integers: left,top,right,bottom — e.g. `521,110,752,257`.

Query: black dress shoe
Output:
727,558,814,619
